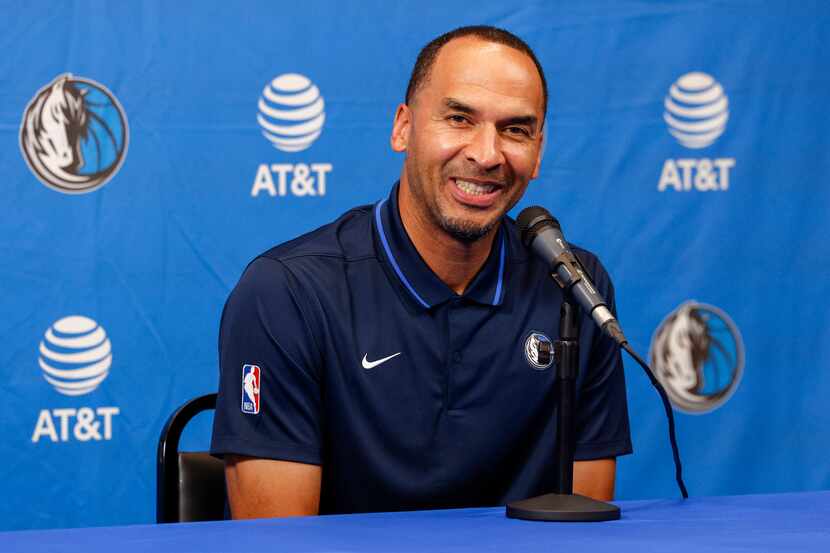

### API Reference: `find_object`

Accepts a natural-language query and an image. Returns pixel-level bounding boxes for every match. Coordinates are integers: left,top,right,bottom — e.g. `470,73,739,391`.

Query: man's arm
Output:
211,258,325,518
573,458,616,501
569,254,632,501
225,455,322,519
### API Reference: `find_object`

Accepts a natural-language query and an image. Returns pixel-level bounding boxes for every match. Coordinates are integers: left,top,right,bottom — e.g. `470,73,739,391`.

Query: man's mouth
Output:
450,177,504,207
455,179,497,196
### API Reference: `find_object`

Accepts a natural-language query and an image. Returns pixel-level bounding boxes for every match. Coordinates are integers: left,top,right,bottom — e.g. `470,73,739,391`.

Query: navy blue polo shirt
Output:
210,183,632,514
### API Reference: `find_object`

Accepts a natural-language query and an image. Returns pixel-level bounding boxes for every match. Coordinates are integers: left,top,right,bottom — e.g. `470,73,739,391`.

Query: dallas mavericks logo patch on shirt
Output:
524,332,554,370
241,364,261,414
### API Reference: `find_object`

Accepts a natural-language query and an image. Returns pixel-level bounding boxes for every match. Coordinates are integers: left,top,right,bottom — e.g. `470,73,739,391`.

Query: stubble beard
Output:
406,163,502,244
434,210,498,243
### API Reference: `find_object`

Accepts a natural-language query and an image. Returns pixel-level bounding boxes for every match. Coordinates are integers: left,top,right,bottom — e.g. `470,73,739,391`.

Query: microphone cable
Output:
619,340,689,499
570,252,689,499
567,244,689,499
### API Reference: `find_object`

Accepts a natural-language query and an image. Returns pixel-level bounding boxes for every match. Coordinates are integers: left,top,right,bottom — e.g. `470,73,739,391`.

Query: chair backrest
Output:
156,393,226,523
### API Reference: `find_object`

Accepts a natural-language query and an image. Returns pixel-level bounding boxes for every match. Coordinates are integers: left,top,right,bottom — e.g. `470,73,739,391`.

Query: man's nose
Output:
464,124,505,170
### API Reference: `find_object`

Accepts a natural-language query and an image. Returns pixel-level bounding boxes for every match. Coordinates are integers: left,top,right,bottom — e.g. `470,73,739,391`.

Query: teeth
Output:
455,179,496,196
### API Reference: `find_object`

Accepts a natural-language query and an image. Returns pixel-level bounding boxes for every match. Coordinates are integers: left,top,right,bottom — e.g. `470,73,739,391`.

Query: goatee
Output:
435,213,498,243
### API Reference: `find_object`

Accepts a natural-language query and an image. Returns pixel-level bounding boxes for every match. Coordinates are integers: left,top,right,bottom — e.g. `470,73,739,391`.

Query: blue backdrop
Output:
2,0,828,530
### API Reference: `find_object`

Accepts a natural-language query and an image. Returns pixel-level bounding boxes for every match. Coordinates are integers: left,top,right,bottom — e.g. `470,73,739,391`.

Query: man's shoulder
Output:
570,244,603,273
571,244,615,297
226,204,378,325
503,215,614,294
258,204,377,266
503,216,608,279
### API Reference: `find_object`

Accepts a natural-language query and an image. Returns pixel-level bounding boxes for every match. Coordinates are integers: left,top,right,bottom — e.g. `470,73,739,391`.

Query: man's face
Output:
392,37,545,242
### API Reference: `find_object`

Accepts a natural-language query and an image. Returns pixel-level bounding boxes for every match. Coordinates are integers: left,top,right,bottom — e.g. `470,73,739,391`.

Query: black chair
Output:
156,393,226,523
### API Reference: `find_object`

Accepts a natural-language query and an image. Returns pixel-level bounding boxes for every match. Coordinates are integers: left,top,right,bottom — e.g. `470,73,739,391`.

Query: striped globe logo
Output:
257,73,325,153
38,316,112,396
664,72,729,149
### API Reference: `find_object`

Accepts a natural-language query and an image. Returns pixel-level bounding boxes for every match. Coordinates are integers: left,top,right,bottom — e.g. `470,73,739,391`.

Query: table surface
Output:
2,490,829,553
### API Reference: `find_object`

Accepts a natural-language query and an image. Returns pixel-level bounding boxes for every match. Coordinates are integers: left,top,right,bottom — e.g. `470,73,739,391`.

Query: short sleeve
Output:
210,256,323,465
572,256,634,461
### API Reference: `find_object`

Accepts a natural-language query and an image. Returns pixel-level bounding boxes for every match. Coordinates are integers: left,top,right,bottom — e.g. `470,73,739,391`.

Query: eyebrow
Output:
444,98,476,114
443,97,539,129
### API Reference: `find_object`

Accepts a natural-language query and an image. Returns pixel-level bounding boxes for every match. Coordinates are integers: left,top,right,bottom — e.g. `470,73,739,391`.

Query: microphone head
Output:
516,206,561,246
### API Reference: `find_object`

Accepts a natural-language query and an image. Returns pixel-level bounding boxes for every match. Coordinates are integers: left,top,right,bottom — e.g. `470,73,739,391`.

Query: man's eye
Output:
447,114,469,124
506,126,531,137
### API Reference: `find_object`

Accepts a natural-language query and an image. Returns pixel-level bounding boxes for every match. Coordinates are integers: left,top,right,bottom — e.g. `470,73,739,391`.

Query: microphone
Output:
516,206,627,346
517,206,689,499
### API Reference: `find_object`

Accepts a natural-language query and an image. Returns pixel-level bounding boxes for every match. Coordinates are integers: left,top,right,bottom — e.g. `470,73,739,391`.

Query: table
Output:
2,491,828,552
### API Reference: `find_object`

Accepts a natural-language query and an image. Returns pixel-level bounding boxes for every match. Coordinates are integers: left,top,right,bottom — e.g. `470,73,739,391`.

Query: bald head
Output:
405,26,548,122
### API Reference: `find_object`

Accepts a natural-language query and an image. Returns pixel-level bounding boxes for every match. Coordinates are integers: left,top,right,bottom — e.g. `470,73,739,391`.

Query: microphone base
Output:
505,493,620,522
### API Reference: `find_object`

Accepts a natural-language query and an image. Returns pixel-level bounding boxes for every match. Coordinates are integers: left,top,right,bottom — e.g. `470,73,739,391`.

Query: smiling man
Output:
211,26,632,518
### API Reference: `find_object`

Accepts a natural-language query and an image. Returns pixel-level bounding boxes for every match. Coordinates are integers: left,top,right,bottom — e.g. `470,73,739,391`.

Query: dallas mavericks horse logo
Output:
649,301,744,414
20,74,128,194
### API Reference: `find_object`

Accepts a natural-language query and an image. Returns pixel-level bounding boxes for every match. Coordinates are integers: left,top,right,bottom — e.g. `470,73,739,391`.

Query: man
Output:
211,26,632,519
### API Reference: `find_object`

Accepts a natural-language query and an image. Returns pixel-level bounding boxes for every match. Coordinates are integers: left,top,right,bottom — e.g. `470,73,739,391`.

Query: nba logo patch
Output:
241,364,261,414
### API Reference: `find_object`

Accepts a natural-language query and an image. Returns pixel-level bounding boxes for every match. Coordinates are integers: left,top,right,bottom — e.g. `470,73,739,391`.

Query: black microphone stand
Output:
506,298,621,522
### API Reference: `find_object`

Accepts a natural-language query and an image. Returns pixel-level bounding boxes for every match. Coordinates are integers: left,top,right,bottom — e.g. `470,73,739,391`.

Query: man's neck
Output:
397,181,498,296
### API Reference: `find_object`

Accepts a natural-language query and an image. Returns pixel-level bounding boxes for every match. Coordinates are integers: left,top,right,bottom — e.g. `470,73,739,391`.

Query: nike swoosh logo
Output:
362,352,401,369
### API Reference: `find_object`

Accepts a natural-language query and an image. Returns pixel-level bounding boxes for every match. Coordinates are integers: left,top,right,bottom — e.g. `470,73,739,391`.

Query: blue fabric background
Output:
1,0,828,530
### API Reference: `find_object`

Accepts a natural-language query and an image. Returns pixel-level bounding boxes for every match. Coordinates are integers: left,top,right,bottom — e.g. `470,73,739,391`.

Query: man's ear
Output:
531,125,545,179
390,103,411,152
531,151,542,180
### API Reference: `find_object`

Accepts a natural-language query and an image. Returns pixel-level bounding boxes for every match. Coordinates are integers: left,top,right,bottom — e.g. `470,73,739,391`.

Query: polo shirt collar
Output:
373,182,508,310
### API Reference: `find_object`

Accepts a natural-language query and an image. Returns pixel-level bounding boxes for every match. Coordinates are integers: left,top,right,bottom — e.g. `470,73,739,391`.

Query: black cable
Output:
620,341,689,499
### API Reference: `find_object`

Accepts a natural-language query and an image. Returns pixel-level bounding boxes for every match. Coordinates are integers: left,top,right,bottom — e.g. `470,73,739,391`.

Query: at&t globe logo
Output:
38,315,112,396
257,73,325,153
664,72,729,149
31,315,120,444
649,301,744,414
251,72,333,198
20,74,128,194
657,71,736,193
